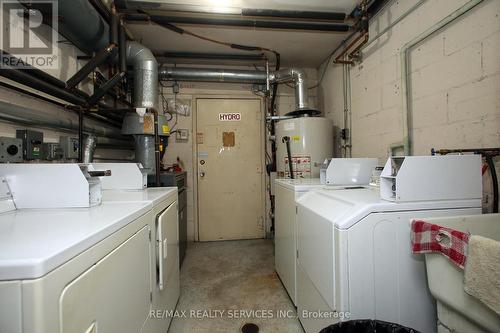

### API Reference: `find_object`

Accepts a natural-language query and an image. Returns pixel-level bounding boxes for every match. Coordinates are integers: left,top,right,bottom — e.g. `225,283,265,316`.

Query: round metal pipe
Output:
127,41,158,108
0,99,125,139
0,67,87,106
118,22,127,73
159,66,267,84
128,14,350,32
97,136,134,148
159,66,311,111
82,134,97,163
270,68,310,110
241,8,346,21
57,0,110,54
134,135,156,175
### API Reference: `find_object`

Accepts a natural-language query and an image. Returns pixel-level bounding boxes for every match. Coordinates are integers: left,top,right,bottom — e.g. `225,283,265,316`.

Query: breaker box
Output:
42,143,65,161
16,130,43,160
0,137,23,163
59,136,79,160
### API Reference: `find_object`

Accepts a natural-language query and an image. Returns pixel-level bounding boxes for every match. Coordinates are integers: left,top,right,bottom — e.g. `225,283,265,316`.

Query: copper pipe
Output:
334,31,369,64
334,0,369,65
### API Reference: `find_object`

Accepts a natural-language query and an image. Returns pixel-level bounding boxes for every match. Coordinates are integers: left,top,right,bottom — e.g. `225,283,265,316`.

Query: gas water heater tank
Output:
275,117,333,178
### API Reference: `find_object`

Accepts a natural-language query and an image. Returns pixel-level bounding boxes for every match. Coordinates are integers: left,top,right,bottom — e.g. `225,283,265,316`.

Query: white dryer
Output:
0,164,180,333
296,155,483,333
0,197,154,333
100,189,180,333
90,163,180,333
274,178,324,305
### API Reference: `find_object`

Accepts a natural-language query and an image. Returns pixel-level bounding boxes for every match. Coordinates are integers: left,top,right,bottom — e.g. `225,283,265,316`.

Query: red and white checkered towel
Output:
411,219,470,269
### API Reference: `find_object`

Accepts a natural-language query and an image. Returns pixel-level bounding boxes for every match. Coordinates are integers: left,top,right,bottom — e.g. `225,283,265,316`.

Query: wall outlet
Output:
0,137,23,163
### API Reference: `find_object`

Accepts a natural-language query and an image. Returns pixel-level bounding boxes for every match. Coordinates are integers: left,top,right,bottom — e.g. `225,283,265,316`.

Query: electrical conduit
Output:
398,0,484,155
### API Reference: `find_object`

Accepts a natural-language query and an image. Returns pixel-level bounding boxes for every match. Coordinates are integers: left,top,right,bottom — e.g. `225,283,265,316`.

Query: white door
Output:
197,98,265,241
156,202,179,291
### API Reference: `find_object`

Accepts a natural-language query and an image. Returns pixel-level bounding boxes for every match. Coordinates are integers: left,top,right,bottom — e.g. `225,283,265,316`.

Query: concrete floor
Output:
168,239,304,333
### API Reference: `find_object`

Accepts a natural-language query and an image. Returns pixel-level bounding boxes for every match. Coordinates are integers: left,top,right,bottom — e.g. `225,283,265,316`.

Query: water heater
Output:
275,117,333,178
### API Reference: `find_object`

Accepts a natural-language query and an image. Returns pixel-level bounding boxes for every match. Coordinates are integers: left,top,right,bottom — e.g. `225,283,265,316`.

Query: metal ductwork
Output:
127,41,158,109
121,112,170,175
56,1,159,110
134,135,156,175
82,134,97,163
269,68,310,112
159,66,267,84
159,66,312,113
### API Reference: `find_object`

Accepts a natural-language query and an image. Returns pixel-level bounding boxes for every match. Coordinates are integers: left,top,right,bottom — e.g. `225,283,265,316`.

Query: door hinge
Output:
296,249,299,259
295,206,298,214
150,291,153,302
149,229,152,241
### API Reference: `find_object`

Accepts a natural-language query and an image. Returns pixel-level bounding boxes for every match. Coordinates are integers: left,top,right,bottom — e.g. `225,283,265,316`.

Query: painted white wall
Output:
160,68,318,241
319,0,500,161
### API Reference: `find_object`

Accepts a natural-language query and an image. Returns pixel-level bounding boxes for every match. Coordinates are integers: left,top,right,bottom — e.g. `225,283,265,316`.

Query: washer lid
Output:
274,178,323,191
297,187,481,230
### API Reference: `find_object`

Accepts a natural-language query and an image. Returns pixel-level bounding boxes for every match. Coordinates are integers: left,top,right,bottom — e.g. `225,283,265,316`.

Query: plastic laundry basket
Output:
320,320,420,333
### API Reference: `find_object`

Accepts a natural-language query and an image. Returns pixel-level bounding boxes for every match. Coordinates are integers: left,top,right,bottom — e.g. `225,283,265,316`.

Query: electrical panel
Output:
176,129,189,142
0,137,23,163
59,136,79,160
42,143,65,161
16,130,43,160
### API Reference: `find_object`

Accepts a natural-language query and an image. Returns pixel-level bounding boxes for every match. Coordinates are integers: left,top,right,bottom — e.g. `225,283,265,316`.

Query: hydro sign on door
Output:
219,113,241,121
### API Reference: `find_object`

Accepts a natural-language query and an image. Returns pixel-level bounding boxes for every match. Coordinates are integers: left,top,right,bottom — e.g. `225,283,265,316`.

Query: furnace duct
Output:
126,41,158,109
159,66,313,113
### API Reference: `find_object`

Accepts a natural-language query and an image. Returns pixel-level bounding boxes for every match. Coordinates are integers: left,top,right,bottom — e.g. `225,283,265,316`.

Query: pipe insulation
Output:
159,66,312,112
57,0,110,54
127,41,158,109
0,99,125,139
55,1,159,110
159,66,267,84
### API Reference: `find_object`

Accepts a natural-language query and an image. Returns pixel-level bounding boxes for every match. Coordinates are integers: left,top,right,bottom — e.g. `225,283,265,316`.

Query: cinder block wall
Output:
319,0,500,161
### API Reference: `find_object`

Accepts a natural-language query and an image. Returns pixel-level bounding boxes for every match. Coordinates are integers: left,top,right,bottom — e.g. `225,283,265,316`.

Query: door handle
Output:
199,171,205,178
163,239,168,259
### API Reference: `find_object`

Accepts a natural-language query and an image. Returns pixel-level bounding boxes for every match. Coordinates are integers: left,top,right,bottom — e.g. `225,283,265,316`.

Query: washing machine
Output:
296,155,483,333
275,158,380,306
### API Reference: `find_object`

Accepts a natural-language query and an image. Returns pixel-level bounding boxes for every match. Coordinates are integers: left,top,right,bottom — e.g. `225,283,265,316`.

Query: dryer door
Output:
157,202,179,290
60,226,151,333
